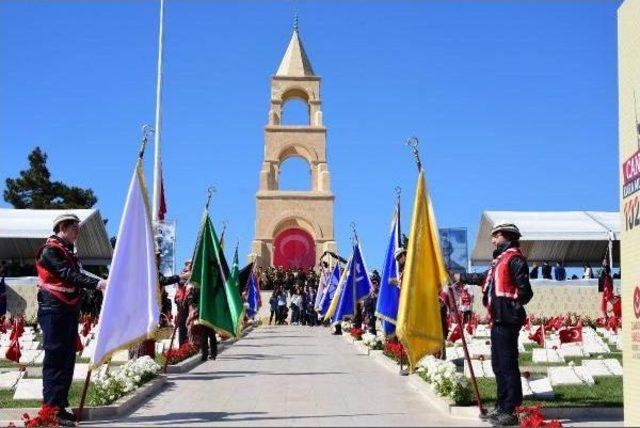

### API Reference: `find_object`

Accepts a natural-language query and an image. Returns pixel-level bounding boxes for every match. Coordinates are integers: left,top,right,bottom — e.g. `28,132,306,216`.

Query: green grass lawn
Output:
474,376,623,408
0,381,95,409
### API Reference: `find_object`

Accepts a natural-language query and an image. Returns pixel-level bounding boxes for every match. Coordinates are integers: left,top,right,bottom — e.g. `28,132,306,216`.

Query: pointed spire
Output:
276,15,315,77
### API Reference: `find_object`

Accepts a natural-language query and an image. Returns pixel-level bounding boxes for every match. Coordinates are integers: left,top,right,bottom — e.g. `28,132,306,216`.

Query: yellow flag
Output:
396,169,449,371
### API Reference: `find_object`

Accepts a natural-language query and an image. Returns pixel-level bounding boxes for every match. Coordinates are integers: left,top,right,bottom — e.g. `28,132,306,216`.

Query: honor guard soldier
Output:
455,223,533,427
36,214,108,425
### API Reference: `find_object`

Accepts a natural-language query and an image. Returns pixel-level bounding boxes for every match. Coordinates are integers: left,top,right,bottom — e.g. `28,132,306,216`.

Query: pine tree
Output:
4,147,97,209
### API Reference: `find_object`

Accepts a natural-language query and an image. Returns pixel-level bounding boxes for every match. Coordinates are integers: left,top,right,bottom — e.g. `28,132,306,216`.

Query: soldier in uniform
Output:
454,223,533,427
35,214,108,424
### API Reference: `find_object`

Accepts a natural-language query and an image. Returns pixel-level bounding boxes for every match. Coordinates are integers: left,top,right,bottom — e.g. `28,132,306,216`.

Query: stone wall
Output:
4,277,39,322
471,279,620,319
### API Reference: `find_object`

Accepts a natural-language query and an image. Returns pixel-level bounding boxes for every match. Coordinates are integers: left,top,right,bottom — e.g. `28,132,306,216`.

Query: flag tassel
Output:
447,287,485,416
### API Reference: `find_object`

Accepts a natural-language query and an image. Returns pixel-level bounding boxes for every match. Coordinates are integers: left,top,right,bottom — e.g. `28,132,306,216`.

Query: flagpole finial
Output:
394,186,401,202
205,186,216,210
350,221,359,244
139,125,155,159
293,12,299,33
405,136,422,171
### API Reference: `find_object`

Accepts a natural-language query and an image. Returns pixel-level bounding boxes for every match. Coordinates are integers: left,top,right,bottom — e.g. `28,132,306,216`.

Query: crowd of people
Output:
529,260,620,280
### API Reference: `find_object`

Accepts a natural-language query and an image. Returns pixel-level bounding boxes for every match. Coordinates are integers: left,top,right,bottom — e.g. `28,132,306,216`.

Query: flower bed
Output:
361,332,383,350
162,342,199,365
383,338,406,363
90,356,160,405
348,327,364,341
416,355,472,405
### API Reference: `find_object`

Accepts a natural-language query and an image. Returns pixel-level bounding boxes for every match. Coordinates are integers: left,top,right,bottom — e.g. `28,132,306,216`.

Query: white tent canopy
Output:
471,211,620,266
0,208,113,265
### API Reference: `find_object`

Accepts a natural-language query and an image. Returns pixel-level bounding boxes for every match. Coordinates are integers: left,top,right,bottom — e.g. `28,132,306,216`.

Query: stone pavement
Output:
93,325,473,427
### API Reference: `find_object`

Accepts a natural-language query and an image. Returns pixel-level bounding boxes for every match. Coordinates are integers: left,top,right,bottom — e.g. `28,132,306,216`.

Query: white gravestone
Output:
548,366,595,386
581,359,623,377
73,363,90,381
13,378,43,400
522,377,555,399
559,343,588,358
464,359,495,378
532,348,565,364
0,371,24,389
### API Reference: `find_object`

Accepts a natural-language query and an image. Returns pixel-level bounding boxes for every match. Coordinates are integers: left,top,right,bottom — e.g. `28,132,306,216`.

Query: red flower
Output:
384,339,406,363
348,327,364,340
516,405,563,428
163,342,199,365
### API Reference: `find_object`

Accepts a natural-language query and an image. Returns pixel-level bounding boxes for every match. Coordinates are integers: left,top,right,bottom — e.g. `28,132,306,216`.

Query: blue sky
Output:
0,1,621,271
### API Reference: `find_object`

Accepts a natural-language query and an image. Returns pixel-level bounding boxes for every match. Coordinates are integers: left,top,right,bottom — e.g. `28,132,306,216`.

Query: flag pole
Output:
447,286,485,416
165,186,215,373
152,0,166,221
78,125,154,420
350,222,358,343
75,368,93,423
405,137,483,413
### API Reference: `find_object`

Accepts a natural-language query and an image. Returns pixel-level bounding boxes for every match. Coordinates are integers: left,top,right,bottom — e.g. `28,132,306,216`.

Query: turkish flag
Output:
543,317,556,332
559,321,583,344
448,323,463,343
5,338,21,363
612,297,622,318
528,326,545,346
524,316,531,331
553,317,565,331
607,316,620,333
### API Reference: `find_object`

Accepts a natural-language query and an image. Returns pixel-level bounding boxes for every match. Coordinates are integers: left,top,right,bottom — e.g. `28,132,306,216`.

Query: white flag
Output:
91,159,160,367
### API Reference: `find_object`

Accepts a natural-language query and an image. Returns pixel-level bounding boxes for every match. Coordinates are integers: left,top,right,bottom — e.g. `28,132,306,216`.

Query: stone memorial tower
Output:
251,19,337,268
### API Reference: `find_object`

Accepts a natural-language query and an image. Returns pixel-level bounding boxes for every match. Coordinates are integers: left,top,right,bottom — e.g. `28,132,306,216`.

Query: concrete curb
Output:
166,353,202,374
77,375,168,420
541,407,623,420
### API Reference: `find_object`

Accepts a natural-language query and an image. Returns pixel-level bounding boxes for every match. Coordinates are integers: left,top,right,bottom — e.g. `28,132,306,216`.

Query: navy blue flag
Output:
319,264,341,317
247,271,261,318
375,204,401,336
333,242,372,323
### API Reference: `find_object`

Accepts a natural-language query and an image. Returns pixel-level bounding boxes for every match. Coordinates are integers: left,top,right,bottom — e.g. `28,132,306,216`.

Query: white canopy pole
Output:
152,0,165,221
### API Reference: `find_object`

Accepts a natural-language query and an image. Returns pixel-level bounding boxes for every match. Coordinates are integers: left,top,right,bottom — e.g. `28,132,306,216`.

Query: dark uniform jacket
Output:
460,242,533,326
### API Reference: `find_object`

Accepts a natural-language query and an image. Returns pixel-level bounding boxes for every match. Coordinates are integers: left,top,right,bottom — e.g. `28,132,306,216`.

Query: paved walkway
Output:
96,325,472,427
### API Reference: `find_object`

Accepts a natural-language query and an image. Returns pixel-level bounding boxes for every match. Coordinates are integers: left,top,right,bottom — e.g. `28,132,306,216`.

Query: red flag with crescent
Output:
528,325,545,346
559,320,583,344
448,323,463,343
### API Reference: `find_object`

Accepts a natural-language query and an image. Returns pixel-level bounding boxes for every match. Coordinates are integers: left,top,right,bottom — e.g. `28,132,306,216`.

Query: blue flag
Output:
375,204,402,336
247,271,261,318
319,264,341,317
333,242,372,323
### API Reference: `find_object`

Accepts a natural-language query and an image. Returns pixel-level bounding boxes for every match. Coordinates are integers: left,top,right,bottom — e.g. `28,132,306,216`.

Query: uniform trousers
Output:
38,308,79,409
491,323,523,413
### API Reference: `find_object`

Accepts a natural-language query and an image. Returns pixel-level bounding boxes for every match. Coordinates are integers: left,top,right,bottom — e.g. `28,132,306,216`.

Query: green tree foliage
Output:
4,147,97,209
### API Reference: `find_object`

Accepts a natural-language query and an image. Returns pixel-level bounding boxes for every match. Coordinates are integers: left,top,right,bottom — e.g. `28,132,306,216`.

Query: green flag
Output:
225,245,246,337
190,211,242,337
